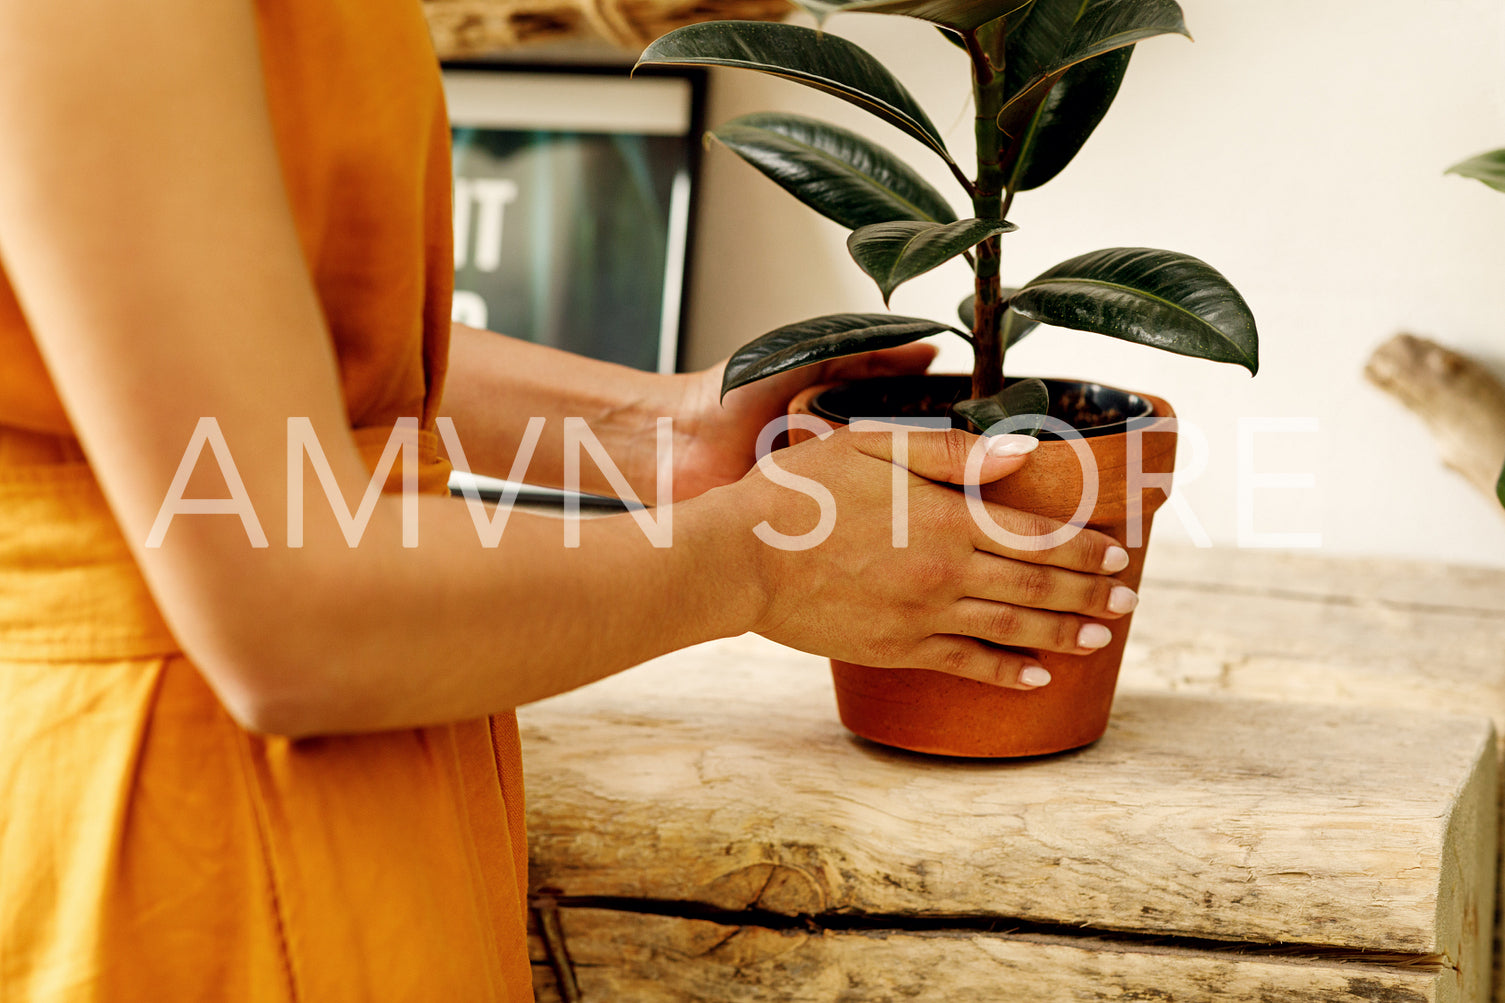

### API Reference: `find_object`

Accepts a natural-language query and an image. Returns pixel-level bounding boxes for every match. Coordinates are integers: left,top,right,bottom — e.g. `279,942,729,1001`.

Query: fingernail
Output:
987,434,1039,457
1077,623,1112,649
1101,546,1129,574
1019,665,1051,688
1108,586,1139,614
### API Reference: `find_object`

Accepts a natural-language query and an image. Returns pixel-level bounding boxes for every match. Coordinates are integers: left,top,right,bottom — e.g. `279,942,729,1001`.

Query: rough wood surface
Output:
518,628,1497,1000
1143,542,1505,615
1365,332,1505,508
1122,547,1505,726
423,0,787,56
1126,543,1505,1003
529,908,1456,1003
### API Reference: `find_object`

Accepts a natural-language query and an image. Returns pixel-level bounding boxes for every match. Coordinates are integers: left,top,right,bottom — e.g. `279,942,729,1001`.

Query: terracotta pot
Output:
787,376,1177,758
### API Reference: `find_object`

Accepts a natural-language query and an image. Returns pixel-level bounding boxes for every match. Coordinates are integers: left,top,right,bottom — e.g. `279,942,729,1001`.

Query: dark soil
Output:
813,375,1148,437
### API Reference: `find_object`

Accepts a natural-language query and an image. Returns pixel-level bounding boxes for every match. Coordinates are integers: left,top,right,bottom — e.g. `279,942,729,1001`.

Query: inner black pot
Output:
809,375,1153,440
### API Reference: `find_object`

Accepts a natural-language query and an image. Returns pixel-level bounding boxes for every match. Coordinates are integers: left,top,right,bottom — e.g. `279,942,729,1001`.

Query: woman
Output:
0,0,1136,998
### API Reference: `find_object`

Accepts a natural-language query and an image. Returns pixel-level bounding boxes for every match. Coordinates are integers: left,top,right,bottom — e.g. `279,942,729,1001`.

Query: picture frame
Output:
442,63,707,376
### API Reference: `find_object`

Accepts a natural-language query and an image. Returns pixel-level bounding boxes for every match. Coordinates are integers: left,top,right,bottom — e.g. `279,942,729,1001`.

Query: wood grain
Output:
423,0,788,57
518,633,1495,996
1125,543,1505,1002
529,908,1457,1003
516,543,1504,1000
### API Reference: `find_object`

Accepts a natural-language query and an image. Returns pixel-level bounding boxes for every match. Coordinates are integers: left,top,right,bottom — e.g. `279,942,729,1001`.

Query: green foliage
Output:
958,291,1040,348
711,114,956,228
1009,47,1133,192
638,22,952,164
789,0,1033,33
638,0,1259,414
953,378,1050,434
1008,248,1259,374
721,313,960,395
847,219,1016,304
1446,149,1505,194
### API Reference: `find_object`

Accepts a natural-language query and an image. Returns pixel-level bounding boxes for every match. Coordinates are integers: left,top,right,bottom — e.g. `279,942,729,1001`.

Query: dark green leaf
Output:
1009,247,1258,373
1497,458,1505,509
722,313,960,397
953,378,1051,435
1000,310,1039,348
637,22,952,164
848,218,1015,304
712,113,957,229
1010,46,1133,191
998,0,1081,102
1446,149,1505,194
958,290,1040,346
998,0,1188,130
793,0,1035,32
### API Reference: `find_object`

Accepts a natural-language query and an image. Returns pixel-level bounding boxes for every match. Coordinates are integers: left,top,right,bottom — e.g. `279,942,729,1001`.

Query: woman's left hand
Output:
668,342,937,501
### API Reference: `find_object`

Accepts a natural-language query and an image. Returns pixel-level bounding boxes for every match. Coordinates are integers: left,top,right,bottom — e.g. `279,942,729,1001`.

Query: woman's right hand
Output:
726,423,1137,691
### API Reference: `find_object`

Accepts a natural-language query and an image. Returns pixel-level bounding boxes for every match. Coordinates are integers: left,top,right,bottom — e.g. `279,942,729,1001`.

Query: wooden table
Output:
517,545,1505,1002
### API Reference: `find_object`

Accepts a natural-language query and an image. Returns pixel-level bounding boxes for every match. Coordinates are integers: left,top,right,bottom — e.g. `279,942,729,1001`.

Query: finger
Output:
904,636,1051,690
820,343,937,381
950,599,1117,654
965,553,1138,618
845,424,1038,487
964,502,1131,574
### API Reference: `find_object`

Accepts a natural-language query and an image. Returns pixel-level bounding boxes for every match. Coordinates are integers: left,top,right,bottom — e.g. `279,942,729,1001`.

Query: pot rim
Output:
804,374,1157,440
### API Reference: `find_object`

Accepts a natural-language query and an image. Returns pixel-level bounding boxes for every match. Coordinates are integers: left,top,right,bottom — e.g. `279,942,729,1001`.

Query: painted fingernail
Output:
1108,586,1139,614
1019,665,1051,688
987,434,1040,457
1077,623,1112,649
1101,546,1129,573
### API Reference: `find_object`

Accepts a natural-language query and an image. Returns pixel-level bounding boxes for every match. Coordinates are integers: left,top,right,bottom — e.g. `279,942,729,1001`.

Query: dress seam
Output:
441,725,507,1001
229,729,301,1003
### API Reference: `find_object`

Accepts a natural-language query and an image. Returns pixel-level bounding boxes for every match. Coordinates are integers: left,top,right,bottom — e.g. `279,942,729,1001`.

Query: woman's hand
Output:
720,424,1134,690
668,343,938,500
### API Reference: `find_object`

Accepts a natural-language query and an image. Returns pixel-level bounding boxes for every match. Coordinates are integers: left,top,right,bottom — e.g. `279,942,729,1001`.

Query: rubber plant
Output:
636,0,1259,430
1445,147,1505,509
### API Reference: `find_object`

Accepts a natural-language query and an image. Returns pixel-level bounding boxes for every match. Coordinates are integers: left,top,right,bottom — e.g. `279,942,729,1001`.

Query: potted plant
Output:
1445,147,1505,509
637,0,1258,757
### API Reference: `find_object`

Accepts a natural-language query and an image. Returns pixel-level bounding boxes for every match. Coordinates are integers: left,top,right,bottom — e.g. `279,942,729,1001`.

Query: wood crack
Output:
528,893,1451,974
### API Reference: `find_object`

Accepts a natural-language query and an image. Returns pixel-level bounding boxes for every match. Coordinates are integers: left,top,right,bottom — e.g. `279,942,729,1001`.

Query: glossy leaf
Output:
998,0,1188,130
953,378,1050,435
1010,46,1133,191
1446,149,1505,194
958,291,1040,346
637,22,952,164
848,218,1015,304
792,0,1033,32
721,313,960,397
1009,247,1258,373
1498,459,1505,509
712,113,957,229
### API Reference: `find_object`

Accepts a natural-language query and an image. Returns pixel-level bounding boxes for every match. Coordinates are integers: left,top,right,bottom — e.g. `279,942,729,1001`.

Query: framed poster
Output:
443,64,706,375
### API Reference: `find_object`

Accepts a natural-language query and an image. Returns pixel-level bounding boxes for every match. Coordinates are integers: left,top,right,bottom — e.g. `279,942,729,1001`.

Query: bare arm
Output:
0,0,1132,738
0,0,763,733
442,323,941,503
440,323,677,500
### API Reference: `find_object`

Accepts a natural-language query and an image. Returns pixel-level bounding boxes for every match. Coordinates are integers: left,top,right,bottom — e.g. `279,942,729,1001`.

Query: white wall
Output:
681,0,1505,567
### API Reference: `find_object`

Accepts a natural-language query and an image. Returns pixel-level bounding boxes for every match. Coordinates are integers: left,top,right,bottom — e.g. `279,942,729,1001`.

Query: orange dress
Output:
0,2,534,999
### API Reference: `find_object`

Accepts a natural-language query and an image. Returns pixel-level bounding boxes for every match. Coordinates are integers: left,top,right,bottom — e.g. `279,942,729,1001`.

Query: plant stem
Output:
970,55,1006,401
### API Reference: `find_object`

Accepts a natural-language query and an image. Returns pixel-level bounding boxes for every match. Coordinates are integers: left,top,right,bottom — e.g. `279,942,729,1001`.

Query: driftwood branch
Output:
1365,332,1505,505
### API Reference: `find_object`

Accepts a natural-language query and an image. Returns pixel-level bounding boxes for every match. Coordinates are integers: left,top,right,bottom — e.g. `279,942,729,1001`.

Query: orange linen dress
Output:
0,2,534,999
